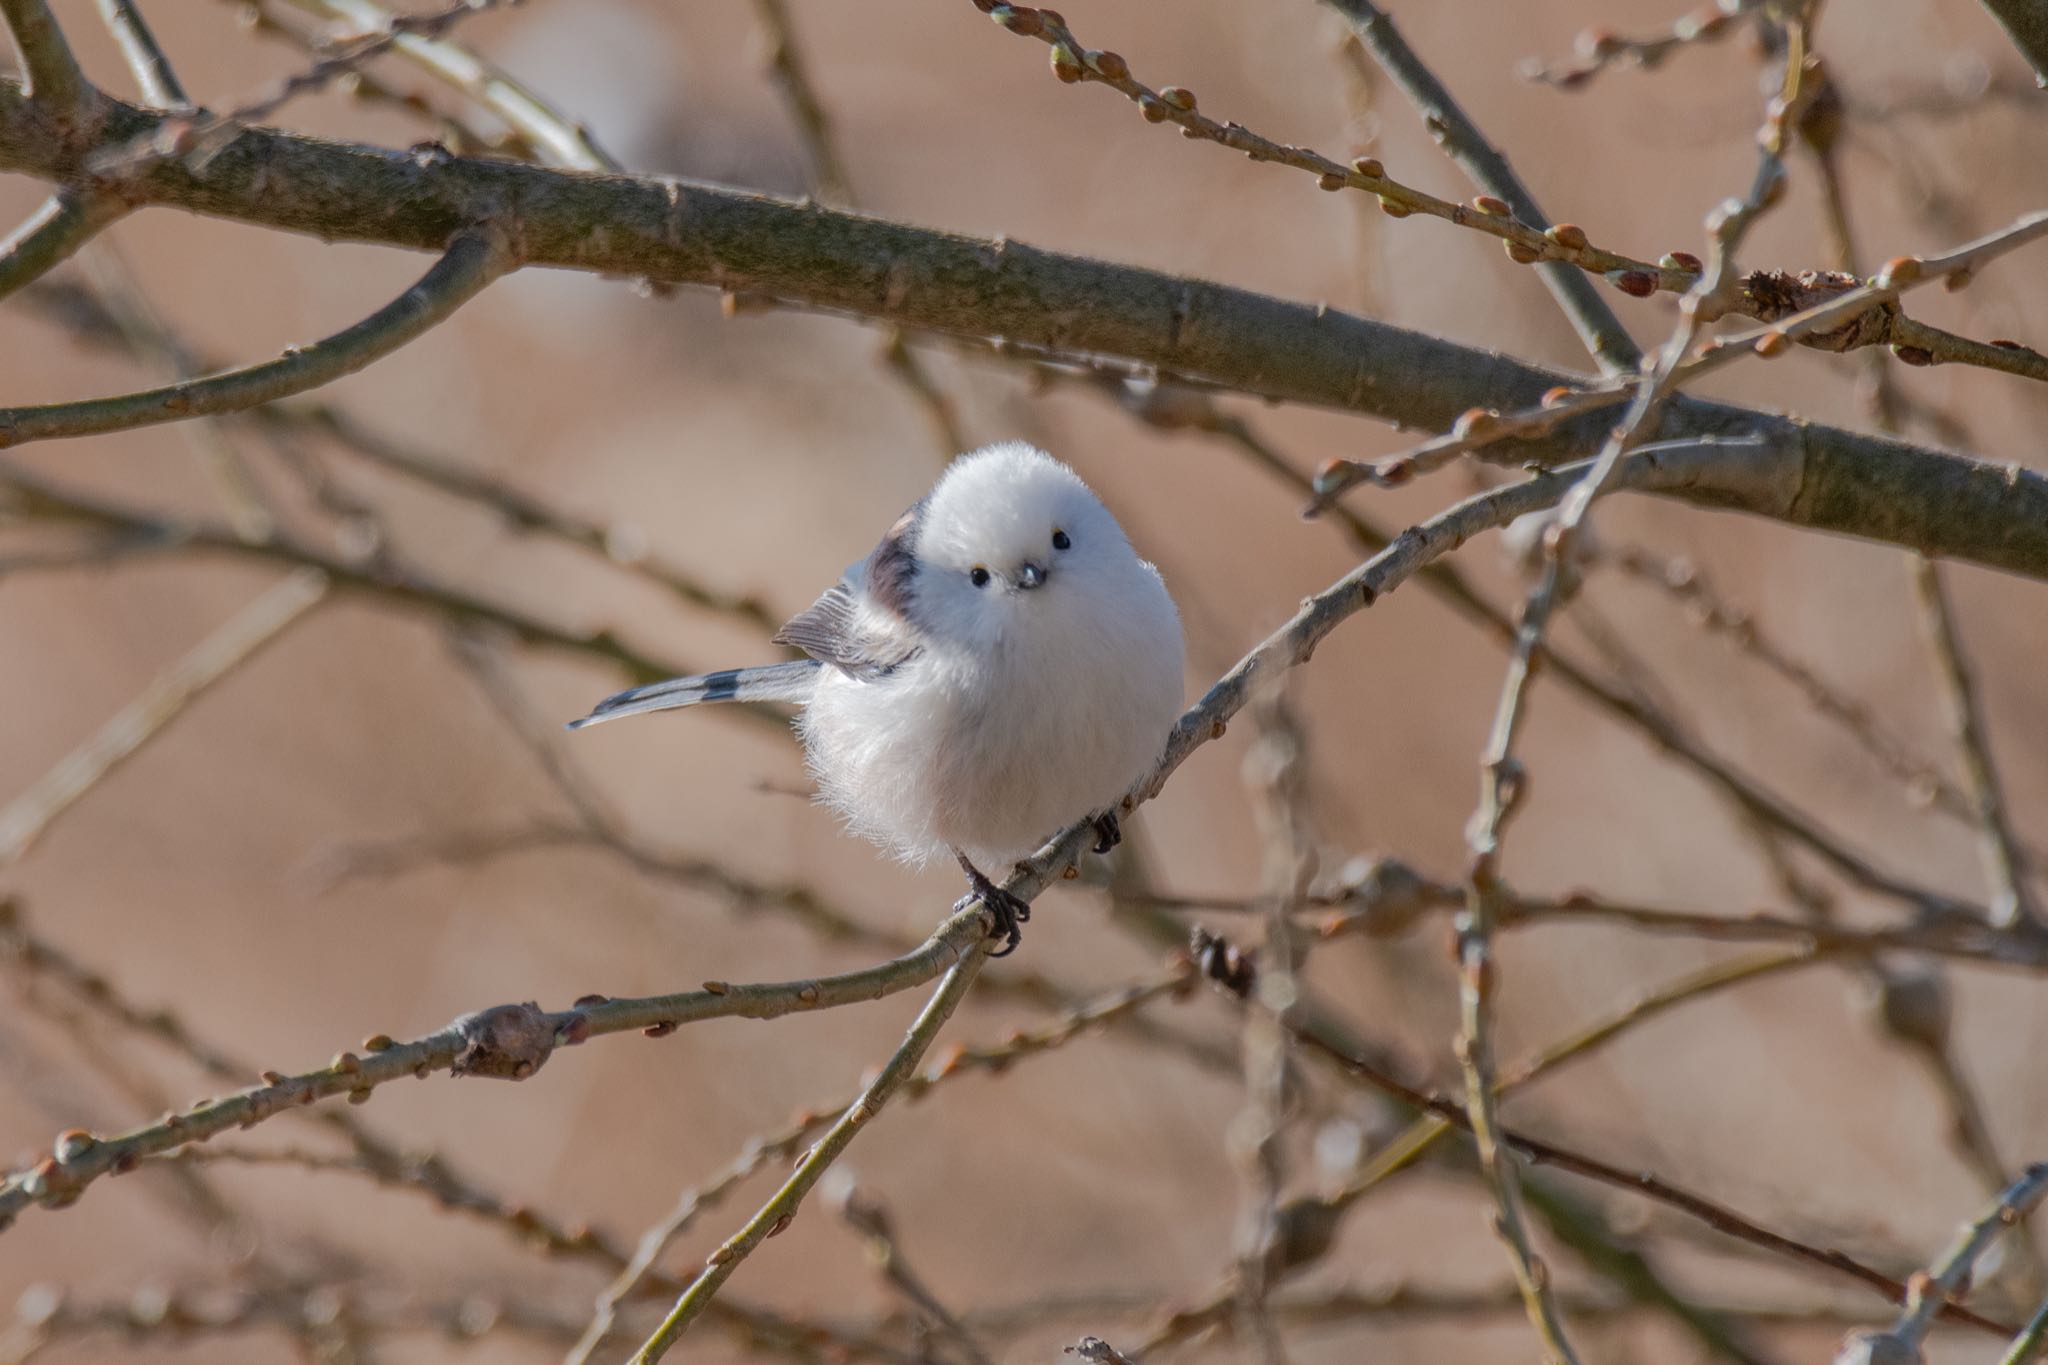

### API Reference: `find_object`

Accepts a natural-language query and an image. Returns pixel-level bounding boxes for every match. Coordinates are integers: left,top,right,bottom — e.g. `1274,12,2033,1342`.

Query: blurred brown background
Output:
3,0,2046,1360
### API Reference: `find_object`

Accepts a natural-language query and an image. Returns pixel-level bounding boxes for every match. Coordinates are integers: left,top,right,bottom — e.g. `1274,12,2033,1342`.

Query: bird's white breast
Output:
798,561,1184,869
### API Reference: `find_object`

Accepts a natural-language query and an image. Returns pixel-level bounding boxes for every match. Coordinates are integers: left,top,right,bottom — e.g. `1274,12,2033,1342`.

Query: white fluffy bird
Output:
570,443,1185,953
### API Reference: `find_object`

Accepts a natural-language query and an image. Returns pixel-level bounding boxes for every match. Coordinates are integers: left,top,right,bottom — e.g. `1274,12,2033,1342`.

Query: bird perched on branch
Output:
570,442,1186,954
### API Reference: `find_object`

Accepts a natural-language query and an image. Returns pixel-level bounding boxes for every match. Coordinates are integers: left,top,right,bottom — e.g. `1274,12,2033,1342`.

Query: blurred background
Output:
2,0,2046,1360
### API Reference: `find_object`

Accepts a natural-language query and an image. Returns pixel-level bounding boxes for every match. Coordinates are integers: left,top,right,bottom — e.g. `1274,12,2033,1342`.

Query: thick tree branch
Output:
2,80,2046,578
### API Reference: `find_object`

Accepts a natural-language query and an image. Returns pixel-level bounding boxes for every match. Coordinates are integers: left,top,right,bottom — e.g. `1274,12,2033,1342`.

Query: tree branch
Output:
0,903,989,1229
93,0,188,109
0,223,515,447
2,78,2042,577
626,949,988,1361
0,188,121,302
0,0,89,114
272,0,622,171
1322,0,1642,373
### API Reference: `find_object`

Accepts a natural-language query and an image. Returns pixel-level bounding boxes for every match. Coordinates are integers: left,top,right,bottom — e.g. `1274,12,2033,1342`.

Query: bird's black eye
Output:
969,566,991,588
1052,528,1071,551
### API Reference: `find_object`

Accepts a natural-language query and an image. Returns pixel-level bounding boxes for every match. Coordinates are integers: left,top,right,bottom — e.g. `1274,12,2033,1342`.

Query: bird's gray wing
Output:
772,500,925,679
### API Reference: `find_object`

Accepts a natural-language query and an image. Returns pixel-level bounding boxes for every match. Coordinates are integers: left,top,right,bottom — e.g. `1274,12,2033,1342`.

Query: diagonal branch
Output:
626,949,990,1361
0,0,89,114
93,0,188,109
0,569,329,866
0,188,121,301
271,0,622,171
0,223,516,447
1836,1164,2048,1361
1911,560,2041,931
1321,0,1641,373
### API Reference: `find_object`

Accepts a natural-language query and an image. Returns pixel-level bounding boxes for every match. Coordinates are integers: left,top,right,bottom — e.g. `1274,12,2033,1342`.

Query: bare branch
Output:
0,224,516,447
0,0,89,114
92,0,189,109
830,1179,995,1365
568,966,1190,1362
1322,0,1642,373
1835,1164,2048,1361
1308,207,2048,508
271,0,622,171
0,464,753,712
0,569,329,865
105,0,516,170
1911,559,2040,930
4,81,2048,580
0,189,121,302
1183,934,2016,1340
1523,2,1768,91
628,947,990,1360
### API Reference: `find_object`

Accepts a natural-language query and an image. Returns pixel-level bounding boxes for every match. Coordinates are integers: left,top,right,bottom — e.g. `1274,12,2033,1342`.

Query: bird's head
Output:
908,442,1136,649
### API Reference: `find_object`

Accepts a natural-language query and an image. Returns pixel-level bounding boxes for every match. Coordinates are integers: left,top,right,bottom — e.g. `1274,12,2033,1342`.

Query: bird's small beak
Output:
1015,561,1048,590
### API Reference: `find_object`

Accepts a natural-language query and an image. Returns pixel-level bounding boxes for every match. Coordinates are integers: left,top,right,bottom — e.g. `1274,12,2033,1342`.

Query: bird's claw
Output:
1091,811,1122,856
956,863,1031,957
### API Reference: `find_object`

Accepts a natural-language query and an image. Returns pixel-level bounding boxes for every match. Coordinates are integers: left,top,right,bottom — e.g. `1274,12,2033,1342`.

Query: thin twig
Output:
626,946,990,1361
102,0,517,170
1322,0,1641,373
1307,205,2048,508
0,0,89,114
1455,40,1818,1357
0,463,755,715
0,190,121,302
1911,559,2039,930
2000,1294,2048,1365
831,1178,995,1365
1837,1165,2048,1361
92,0,189,109
1232,694,1313,1362
238,0,519,155
566,966,1191,1363
0,224,517,448
752,0,966,460
271,0,621,170
1523,2,1769,91
0,569,330,865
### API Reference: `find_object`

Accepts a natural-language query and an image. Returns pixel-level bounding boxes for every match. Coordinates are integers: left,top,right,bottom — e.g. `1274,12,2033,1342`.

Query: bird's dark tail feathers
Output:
566,660,821,730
